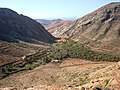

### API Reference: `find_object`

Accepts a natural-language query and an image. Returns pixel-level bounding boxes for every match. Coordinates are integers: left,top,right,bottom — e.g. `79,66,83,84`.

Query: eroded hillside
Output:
46,20,74,38
50,2,120,53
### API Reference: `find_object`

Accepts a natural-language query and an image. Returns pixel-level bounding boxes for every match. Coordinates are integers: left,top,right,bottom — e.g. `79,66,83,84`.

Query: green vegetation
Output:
0,40,120,79
48,40,120,62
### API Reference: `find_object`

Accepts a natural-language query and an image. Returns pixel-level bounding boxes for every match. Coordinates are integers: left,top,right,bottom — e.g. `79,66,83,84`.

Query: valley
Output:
0,2,120,90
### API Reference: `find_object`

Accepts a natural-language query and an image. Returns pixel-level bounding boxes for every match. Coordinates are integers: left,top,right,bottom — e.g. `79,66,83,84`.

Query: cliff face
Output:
52,2,120,49
0,8,56,44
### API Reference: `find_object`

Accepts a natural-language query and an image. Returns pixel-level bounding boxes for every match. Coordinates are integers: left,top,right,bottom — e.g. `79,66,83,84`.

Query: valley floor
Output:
0,59,119,90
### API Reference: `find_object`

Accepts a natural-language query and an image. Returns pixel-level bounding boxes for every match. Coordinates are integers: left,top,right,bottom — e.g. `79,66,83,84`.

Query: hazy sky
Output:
0,0,120,19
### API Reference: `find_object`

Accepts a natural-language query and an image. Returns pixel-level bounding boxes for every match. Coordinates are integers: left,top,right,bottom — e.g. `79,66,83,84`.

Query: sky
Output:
0,0,120,20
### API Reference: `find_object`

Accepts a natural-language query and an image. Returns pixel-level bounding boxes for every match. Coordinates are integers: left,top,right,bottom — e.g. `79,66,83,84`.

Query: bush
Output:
49,41,120,62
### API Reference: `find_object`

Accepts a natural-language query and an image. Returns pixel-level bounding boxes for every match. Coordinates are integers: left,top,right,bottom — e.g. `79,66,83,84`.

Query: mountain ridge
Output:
51,2,120,52
0,8,56,44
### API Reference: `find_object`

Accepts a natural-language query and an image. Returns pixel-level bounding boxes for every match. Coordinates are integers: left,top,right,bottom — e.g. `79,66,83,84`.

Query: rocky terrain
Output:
35,19,62,27
0,59,119,90
46,20,74,38
51,2,120,53
0,8,56,44
35,19,74,38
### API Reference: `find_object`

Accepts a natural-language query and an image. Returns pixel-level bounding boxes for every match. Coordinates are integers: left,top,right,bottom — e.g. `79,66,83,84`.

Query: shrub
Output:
49,41,120,62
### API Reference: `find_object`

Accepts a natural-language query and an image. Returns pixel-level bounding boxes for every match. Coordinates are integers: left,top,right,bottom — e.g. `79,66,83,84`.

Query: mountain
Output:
52,2,120,51
0,8,56,68
35,19,62,27
46,20,74,38
35,19,74,38
0,8,56,44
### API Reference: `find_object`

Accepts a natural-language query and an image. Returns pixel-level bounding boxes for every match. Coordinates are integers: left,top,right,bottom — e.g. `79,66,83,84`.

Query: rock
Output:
26,88,34,90
75,86,85,90
0,87,17,90
92,87,102,90
107,78,119,86
116,61,120,69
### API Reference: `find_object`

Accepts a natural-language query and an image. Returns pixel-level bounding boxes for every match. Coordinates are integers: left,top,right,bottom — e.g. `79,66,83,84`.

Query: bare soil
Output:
0,59,119,90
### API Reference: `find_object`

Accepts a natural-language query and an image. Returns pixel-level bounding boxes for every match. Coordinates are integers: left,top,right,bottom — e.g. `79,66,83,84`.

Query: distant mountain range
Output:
35,19,62,26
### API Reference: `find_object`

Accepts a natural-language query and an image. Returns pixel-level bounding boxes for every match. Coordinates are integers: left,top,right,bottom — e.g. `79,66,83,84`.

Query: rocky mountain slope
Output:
52,2,120,51
35,19,62,26
35,19,74,38
0,8,56,44
46,20,74,37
